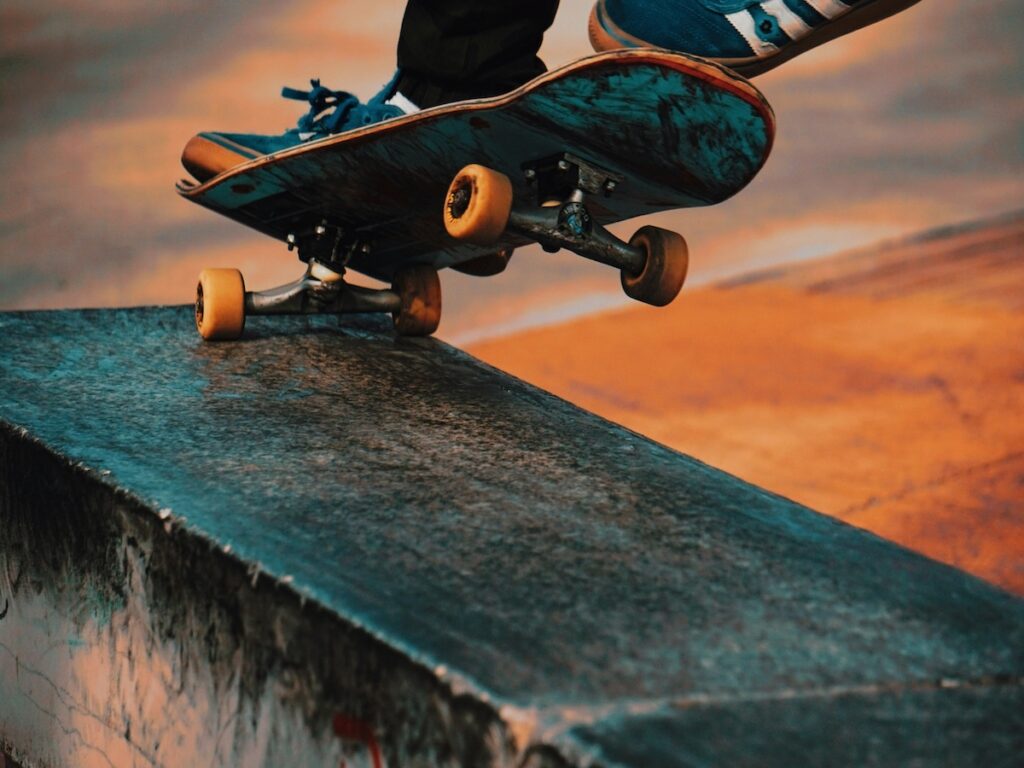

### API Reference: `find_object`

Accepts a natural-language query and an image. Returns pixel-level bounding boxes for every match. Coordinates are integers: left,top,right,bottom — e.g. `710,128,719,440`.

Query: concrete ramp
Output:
1,307,1021,767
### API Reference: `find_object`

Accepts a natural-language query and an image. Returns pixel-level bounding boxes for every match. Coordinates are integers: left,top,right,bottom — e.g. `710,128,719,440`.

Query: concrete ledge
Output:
1,307,1022,767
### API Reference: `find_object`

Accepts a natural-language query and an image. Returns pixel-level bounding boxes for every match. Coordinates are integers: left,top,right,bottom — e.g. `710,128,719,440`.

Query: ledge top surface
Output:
1,307,1021,755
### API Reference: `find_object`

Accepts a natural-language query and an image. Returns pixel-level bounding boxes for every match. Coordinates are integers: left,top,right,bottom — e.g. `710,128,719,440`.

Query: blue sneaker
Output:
182,73,419,182
589,0,921,77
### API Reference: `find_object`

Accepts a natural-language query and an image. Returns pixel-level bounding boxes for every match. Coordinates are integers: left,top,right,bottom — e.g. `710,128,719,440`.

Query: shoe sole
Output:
590,0,923,78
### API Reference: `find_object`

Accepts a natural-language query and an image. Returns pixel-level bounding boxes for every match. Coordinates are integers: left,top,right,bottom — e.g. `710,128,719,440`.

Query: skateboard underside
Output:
179,50,774,283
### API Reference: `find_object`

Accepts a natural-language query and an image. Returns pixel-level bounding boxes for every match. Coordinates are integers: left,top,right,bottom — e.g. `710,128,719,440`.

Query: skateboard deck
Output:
180,49,772,276
179,50,774,339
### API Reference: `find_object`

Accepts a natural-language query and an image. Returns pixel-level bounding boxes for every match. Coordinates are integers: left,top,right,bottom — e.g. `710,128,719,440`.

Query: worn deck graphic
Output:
178,50,773,282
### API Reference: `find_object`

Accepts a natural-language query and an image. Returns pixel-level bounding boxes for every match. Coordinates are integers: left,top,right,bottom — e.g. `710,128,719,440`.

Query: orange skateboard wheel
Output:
621,226,689,307
196,268,246,340
443,165,513,245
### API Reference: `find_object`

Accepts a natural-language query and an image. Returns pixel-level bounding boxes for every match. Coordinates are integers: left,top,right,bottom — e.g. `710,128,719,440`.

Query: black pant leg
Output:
396,0,560,107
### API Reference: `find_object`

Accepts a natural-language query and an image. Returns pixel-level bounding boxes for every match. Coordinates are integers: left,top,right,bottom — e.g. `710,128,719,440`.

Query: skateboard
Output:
178,49,774,340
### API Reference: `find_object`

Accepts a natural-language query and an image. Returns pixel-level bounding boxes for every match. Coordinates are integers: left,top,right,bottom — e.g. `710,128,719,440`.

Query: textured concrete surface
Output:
468,212,1024,595
1,306,1023,767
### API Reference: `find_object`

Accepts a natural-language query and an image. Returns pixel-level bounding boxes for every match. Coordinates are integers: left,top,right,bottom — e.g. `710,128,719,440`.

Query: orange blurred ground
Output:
468,214,1024,595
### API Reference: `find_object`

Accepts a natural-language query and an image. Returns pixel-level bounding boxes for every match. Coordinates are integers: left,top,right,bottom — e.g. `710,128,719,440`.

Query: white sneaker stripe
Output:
725,10,779,58
760,0,813,38
384,91,420,115
803,0,852,21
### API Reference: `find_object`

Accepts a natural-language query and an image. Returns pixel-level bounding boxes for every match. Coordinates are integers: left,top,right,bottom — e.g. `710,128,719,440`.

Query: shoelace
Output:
281,78,403,136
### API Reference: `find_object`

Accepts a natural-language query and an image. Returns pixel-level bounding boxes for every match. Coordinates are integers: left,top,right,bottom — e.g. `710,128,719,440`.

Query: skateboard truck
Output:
194,254,441,341
244,261,400,316
506,188,646,274
444,155,688,307
515,154,636,265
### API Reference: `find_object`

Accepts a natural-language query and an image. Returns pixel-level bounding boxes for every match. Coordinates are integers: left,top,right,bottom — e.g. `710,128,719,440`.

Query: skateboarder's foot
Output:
589,0,921,77
182,73,420,182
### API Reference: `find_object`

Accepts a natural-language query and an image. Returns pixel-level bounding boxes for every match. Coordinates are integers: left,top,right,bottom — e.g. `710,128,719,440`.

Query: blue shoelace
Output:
281,76,404,136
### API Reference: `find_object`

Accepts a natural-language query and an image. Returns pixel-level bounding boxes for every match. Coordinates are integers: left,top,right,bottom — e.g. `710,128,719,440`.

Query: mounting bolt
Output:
524,168,536,180
604,179,617,194
557,159,570,171
315,224,327,236
361,243,371,254
286,233,296,251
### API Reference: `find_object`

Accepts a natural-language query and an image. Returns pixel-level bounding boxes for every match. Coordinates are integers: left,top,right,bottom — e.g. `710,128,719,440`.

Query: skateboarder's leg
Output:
395,0,560,108
590,0,922,77
182,0,561,182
